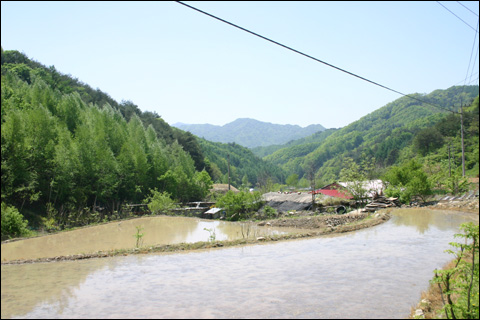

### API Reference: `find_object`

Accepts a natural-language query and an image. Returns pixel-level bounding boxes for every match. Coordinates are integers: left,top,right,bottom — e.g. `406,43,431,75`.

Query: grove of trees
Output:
1,51,215,232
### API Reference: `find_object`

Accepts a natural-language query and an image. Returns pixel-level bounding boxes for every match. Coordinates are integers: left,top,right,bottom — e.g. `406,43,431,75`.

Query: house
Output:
338,179,385,199
312,183,353,200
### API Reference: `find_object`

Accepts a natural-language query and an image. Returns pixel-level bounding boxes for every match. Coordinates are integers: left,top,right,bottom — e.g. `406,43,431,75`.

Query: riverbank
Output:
1,210,391,265
409,197,479,319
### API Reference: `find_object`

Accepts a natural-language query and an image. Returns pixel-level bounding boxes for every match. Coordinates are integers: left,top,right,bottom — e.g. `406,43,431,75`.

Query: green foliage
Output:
143,189,176,215
193,169,214,200
286,174,299,189
1,202,32,240
40,203,61,232
1,48,478,232
383,159,433,203
215,191,264,221
445,171,470,195
252,128,337,158
431,223,479,319
198,139,285,189
134,225,145,248
413,127,444,156
203,227,216,242
1,49,213,230
262,205,277,219
339,156,375,202
262,87,478,183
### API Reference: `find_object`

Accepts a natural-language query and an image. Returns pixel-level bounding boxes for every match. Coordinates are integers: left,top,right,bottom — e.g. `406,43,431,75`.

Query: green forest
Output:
1,48,479,239
1,49,282,233
264,86,479,186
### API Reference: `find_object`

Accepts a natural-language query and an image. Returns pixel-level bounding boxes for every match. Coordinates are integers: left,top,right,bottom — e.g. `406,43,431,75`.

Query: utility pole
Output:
308,162,316,210
446,100,469,178
228,154,231,191
460,105,466,177
448,144,452,177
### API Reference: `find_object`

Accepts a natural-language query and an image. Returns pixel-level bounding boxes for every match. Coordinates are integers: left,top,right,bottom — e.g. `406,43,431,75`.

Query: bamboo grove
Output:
1,60,213,225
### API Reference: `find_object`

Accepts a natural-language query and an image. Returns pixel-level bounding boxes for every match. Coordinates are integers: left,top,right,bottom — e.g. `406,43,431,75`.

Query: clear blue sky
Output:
2,1,479,128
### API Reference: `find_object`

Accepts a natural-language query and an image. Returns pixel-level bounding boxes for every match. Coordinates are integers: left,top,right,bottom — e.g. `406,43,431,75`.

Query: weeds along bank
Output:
409,200,479,319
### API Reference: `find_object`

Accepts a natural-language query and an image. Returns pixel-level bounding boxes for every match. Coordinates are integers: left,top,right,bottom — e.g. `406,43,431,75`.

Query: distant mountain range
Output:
172,118,326,148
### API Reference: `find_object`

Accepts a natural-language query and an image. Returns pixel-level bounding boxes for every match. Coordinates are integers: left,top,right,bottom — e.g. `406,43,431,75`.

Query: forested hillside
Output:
198,139,286,190
265,86,479,185
174,118,326,148
1,49,208,171
0,48,284,228
251,128,338,158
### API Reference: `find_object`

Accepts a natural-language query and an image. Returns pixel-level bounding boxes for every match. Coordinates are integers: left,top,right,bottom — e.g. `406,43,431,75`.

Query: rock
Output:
414,309,424,317
257,237,266,241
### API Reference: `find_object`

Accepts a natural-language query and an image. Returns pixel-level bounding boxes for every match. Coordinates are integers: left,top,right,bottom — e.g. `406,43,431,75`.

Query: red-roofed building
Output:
312,183,353,200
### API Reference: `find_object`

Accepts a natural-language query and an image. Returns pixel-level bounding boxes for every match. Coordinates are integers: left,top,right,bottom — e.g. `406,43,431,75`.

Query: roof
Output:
205,207,222,214
211,184,240,193
315,189,353,199
319,182,344,190
338,180,385,198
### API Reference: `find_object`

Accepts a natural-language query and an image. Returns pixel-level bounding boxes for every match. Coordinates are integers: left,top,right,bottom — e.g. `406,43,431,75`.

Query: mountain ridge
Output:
172,118,326,148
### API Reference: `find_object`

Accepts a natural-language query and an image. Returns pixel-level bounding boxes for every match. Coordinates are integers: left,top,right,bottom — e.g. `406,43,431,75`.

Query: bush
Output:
262,205,277,219
216,191,264,221
431,222,479,319
383,159,433,203
143,189,176,215
1,202,33,240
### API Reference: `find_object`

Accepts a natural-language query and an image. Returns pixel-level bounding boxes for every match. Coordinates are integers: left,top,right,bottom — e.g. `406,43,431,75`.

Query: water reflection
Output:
391,208,478,234
1,257,117,319
1,216,300,262
1,209,478,319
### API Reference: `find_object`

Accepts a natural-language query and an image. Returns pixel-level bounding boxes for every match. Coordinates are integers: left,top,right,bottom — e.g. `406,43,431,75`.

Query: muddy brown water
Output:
1,208,478,319
1,216,302,261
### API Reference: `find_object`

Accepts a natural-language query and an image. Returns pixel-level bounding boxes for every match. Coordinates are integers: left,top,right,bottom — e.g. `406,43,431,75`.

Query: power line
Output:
175,1,453,112
456,1,479,17
454,70,479,85
436,1,479,33
463,19,479,84
459,18,479,109
453,73,479,85
467,24,479,85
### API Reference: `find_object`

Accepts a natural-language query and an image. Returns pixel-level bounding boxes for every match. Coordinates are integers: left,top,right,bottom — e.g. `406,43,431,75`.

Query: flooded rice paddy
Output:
1,216,301,261
1,208,478,319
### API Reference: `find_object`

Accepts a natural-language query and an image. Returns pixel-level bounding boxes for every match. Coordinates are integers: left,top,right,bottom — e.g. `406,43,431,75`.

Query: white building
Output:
338,179,385,198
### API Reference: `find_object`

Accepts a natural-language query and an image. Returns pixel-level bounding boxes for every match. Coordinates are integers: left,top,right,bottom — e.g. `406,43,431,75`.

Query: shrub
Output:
383,159,433,203
1,202,33,240
431,222,479,319
216,191,264,221
143,188,176,215
263,205,277,219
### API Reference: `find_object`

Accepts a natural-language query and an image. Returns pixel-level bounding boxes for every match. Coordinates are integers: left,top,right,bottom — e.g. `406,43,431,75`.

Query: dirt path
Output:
426,197,479,213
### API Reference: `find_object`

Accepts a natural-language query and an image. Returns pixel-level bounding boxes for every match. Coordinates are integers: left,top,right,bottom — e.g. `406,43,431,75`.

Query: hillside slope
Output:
264,86,479,183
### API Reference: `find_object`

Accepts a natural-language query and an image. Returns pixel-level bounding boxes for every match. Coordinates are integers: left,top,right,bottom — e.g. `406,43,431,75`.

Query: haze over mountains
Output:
173,118,326,148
